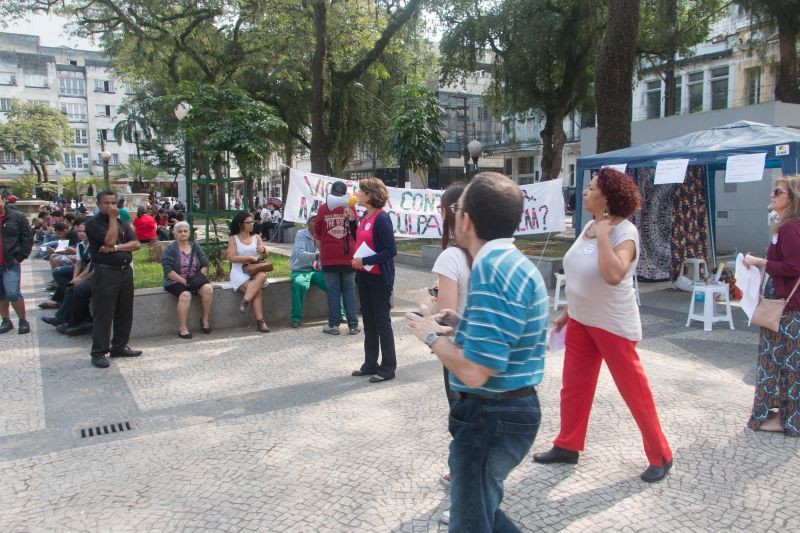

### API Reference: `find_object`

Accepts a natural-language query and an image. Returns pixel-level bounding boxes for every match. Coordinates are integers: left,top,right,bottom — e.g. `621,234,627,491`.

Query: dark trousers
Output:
52,265,74,303
357,273,396,379
90,265,134,356
55,282,93,325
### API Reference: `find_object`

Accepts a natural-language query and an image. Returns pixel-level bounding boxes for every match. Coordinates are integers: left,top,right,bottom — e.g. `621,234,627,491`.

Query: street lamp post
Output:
467,139,482,178
100,138,111,187
71,167,79,203
174,102,194,231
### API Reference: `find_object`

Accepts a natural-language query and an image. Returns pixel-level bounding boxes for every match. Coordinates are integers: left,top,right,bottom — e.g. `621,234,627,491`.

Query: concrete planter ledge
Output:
130,277,328,339
404,245,563,289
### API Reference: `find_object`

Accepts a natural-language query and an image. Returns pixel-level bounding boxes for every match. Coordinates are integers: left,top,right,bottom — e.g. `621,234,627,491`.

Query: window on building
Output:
645,80,662,119
61,103,87,121
710,66,729,110
0,98,12,111
124,82,141,94
747,66,761,105
1,151,19,164
29,100,50,108
504,158,512,176
568,164,576,187
111,153,119,165
518,156,535,175
0,71,15,85
95,104,114,117
73,128,88,145
96,129,115,142
63,152,90,170
672,76,682,115
688,72,704,113
93,79,116,93
59,77,86,96
24,71,48,87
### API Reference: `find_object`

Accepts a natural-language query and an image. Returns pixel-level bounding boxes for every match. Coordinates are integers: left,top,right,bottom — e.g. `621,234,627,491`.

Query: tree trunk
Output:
540,110,567,181
310,0,329,174
775,16,800,104
595,0,640,153
662,0,678,117
29,159,42,182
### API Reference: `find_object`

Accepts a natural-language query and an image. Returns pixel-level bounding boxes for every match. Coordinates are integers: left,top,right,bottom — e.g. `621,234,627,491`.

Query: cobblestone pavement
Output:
1,253,798,532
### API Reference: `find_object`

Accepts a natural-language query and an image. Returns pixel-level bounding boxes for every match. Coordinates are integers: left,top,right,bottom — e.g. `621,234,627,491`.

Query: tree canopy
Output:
389,83,445,187
0,100,73,183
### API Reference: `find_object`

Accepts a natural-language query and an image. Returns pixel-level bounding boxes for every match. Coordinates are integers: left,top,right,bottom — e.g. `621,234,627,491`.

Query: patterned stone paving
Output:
0,256,798,531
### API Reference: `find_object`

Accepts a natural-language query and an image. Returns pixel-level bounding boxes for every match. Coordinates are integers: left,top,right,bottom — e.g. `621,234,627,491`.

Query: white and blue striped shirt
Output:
452,239,548,394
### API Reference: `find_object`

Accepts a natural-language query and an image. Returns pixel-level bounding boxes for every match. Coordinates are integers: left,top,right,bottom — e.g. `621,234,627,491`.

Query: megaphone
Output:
326,194,357,210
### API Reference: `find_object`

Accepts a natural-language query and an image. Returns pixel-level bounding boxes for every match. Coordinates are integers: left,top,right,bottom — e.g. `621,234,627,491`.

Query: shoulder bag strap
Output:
788,276,800,301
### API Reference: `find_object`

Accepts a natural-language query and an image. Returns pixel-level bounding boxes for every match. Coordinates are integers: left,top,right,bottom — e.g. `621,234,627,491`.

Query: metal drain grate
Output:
80,421,133,438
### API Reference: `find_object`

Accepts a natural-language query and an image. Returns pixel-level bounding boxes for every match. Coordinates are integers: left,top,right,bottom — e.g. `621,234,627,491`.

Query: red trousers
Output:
553,318,672,466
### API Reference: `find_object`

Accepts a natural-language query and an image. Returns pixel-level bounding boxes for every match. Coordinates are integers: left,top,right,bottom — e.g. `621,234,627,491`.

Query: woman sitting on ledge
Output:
227,211,271,333
161,221,214,339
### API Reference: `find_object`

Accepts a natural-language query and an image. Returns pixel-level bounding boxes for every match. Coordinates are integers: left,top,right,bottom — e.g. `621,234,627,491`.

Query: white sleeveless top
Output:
563,219,641,341
229,234,261,291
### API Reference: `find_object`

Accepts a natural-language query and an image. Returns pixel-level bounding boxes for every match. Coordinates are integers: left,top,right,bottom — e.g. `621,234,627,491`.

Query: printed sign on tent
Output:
654,158,690,185
601,164,628,174
283,168,567,237
725,152,766,183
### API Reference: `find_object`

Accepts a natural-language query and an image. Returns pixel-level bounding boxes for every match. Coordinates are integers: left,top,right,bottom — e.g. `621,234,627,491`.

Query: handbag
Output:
185,244,210,290
244,259,273,275
751,276,800,332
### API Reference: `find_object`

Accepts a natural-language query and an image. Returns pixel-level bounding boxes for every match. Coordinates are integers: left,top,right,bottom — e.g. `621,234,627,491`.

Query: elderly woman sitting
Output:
161,221,214,339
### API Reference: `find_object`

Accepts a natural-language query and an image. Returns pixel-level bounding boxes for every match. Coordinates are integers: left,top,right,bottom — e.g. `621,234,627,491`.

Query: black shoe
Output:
42,316,65,326
65,322,93,336
0,318,13,334
533,446,580,464
640,459,672,483
91,354,110,368
178,332,193,339
56,323,69,334
109,346,142,357
17,319,30,334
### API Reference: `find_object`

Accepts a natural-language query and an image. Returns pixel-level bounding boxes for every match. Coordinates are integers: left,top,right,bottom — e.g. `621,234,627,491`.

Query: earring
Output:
603,209,609,218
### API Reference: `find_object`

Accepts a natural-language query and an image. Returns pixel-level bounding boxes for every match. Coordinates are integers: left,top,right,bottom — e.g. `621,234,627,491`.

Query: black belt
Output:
452,386,537,401
94,263,130,270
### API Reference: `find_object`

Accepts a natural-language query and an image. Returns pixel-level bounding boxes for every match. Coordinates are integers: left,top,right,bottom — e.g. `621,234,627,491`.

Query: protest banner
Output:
283,168,566,237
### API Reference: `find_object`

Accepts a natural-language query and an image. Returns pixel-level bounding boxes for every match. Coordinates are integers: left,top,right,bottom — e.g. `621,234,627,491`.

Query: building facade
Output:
0,33,139,192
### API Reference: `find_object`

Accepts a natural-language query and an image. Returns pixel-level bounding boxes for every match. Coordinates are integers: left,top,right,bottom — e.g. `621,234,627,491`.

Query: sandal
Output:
239,298,250,314
256,319,270,333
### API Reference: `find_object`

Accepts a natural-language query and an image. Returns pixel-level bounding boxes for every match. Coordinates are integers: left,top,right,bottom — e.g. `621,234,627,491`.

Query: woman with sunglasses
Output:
227,211,271,333
743,176,800,435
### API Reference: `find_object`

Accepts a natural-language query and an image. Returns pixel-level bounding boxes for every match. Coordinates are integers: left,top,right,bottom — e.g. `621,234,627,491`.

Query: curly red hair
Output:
596,168,641,218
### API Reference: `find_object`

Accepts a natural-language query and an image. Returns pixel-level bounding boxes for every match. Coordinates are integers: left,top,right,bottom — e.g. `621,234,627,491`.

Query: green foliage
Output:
10,175,57,199
113,159,164,192
439,0,605,180
389,84,445,185
638,0,727,63
0,100,73,182
168,82,287,177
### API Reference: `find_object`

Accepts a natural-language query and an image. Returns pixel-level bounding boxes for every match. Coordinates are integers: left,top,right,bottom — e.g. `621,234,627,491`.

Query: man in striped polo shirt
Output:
407,172,548,532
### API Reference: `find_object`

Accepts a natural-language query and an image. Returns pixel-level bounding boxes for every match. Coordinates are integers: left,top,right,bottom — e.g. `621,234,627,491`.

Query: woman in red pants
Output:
533,167,673,482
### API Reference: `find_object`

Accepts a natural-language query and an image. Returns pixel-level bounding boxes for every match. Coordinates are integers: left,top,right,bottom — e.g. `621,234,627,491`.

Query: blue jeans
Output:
448,395,541,532
323,271,358,329
0,263,22,302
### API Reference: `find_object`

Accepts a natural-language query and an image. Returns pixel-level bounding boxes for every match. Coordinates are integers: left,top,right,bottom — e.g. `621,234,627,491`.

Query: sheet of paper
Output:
353,241,375,272
602,164,628,174
654,159,689,185
734,253,762,324
54,239,70,252
549,326,566,353
725,152,766,183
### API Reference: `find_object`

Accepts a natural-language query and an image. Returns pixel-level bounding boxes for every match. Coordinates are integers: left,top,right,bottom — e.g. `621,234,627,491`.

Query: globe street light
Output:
467,139,482,178
101,149,112,186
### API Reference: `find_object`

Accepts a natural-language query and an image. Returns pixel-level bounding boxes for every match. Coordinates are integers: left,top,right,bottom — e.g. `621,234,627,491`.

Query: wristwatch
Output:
424,332,440,348
113,244,118,252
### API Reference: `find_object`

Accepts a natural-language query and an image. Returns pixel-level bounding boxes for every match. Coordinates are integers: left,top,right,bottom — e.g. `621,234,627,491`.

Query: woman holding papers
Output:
533,167,673,482
349,177,397,383
743,175,800,436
